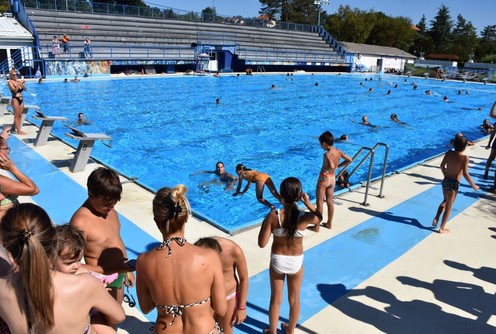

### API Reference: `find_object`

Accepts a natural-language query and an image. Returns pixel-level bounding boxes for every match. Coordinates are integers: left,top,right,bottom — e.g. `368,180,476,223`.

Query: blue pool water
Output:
2,74,494,232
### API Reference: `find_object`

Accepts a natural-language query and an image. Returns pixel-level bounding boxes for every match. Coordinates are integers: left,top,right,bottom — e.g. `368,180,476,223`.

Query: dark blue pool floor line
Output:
9,136,487,333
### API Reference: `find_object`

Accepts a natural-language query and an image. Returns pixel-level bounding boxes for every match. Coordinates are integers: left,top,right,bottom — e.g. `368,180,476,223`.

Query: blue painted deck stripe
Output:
235,172,486,333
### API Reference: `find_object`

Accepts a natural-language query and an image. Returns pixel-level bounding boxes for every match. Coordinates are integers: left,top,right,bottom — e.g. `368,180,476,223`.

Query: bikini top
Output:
155,236,210,326
156,297,210,326
156,236,186,257
272,209,306,238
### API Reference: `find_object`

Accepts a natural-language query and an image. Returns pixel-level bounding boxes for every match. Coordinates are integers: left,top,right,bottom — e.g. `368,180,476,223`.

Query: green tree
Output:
428,4,453,52
259,0,319,23
448,14,478,61
475,25,496,61
201,6,216,22
366,14,414,50
0,0,9,13
259,0,286,20
410,15,435,57
417,15,427,33
325,5,375,43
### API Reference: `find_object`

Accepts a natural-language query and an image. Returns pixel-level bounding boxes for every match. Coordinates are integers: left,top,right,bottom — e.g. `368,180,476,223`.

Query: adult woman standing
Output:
258,177,321,334
7,69,26,135
0,203,125,333
136,184,226,334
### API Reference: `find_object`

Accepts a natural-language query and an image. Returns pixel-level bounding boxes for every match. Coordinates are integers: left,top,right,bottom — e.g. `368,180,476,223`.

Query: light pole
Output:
314,0,329,26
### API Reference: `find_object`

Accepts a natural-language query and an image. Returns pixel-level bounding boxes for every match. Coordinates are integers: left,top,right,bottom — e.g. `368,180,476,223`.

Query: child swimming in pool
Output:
432,134,479,234
315,131,352,230
233,164,281,210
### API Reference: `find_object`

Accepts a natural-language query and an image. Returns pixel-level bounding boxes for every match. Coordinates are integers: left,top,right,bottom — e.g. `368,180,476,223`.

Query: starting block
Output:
32,110,69,146
21,104,40,128
0,96,10,117
65,126,112,173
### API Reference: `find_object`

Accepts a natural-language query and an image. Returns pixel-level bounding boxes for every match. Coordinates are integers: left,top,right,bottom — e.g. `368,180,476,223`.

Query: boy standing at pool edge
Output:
315,131,352,230
70,167,135,331
433,134,479,234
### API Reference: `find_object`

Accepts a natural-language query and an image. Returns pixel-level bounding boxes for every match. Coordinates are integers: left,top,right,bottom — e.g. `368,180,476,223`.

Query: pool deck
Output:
3,112,496,334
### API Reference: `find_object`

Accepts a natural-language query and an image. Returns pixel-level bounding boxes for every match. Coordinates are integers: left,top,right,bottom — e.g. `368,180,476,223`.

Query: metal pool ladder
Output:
338,142,389,206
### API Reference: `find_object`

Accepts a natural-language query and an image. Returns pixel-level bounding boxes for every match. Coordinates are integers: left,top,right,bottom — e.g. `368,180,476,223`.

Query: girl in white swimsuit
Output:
258,177,321,334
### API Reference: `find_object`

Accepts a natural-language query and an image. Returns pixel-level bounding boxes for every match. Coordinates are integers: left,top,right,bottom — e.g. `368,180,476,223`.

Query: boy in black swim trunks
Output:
433,134,479,234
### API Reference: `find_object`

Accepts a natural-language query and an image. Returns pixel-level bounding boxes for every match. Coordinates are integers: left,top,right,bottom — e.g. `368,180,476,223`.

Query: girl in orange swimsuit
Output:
233,164,282,210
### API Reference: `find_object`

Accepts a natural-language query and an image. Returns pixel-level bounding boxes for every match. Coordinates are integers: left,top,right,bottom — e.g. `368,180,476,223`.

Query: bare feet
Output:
432,219,438,228
323,222,333,229
309,224,320,232
281,322,292,334
438,228,450,234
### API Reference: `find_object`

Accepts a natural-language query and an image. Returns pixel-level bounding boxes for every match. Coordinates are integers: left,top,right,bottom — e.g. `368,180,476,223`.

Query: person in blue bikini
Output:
432,134,479,234
258,177,321,334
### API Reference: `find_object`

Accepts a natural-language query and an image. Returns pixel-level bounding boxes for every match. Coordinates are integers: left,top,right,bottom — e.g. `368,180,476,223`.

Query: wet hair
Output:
194,237,222,254
339,134,348,141
236,164,252,172
279,177,303,239
453,134,467,152
153,184,190,235
319,131,334,146
55,224,85,261
87,167,122,201
1,203,56,329
216,161,224,168
78,113,84,118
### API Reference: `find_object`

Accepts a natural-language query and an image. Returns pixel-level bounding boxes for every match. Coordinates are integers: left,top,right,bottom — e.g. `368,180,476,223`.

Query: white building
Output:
340,42,416,73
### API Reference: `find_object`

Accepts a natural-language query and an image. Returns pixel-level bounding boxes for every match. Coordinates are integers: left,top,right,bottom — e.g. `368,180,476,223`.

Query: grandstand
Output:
0,0,351,77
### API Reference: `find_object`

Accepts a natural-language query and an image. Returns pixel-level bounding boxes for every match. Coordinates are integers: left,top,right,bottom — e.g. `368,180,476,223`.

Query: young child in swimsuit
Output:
233,164,282,210
55,224,119,284
315,131,352,230
258,177,321,334
194,237,248,334
433,134,479,234
54,224,122,334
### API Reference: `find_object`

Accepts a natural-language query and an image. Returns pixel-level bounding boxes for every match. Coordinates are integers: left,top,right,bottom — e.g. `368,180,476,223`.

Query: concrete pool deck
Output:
3,114,496,334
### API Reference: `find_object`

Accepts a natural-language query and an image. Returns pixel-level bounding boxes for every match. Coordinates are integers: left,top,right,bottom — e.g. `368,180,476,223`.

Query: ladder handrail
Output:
337,142,389,206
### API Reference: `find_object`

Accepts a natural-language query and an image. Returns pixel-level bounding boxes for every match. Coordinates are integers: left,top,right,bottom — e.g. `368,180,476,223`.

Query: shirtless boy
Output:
194,237,248,334
70,167,135,331
433,134,479,234
315,131,352,230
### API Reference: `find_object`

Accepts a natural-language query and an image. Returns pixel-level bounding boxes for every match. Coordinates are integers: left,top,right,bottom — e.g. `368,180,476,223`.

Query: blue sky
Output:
148,0,494,35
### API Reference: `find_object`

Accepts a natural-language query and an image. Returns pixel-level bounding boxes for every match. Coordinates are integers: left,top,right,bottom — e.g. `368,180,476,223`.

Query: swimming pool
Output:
3,74,494,232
